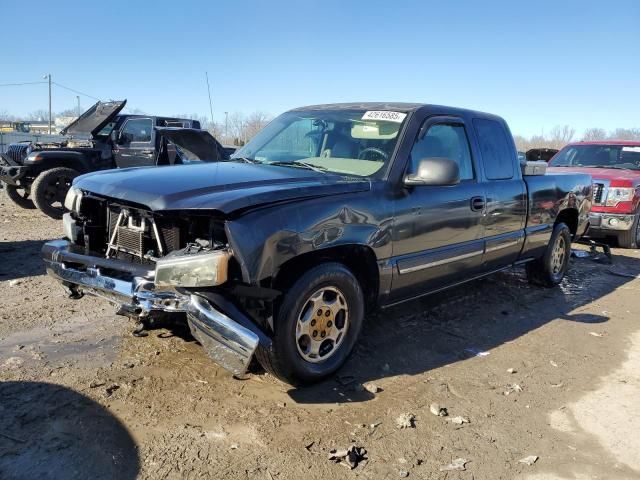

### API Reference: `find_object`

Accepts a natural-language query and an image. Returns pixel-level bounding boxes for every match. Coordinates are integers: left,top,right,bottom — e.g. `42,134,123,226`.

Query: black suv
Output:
0,100,206,218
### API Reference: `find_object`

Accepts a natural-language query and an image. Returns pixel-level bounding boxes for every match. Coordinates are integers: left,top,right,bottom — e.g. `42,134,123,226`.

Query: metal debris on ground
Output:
507,368,517,374
550,360,558,367
429,403,448,417
519,455,539,466
396,413,416,429
439,458,468,471
504,384,523,395
399,470,409,477
328,446,368,469
449,416,469,425
464,347,490,357
589,332,604,337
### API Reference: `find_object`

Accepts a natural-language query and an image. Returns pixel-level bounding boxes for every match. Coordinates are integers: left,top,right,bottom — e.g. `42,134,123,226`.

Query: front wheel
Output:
526,222,572,287
256,262,364,385
617,212,640,249
32,167,79,219
3,184,36,209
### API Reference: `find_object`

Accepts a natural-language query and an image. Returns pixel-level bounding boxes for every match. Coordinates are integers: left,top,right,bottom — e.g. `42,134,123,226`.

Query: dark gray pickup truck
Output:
42,103,592,385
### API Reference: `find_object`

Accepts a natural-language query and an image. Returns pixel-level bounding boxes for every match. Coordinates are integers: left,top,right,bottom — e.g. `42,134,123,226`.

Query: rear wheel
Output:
3,184,36,209
526,222,572,287
256,262,364,385
32,167,79,219
617,212,640,249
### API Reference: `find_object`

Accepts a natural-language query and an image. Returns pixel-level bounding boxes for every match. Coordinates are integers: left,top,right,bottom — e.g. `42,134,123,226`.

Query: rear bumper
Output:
42,239,265,376
588,212,635,232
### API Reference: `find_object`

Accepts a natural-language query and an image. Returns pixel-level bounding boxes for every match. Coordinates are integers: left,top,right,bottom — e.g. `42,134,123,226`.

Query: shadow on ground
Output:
0,381,139,480
0,240,51,281
286,251,640,403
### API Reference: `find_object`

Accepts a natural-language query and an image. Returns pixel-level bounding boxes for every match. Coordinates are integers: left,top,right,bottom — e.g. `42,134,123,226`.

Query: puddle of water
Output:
0,314,126,368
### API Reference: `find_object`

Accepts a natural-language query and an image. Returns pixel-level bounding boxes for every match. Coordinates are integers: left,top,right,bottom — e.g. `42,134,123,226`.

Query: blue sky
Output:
1,0,638,137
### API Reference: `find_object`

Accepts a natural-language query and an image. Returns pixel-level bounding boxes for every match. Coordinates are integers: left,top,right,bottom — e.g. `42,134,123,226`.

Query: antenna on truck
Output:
205,72,214,128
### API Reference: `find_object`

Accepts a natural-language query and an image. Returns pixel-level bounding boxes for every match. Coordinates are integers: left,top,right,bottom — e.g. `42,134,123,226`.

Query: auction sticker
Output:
361,111,407,123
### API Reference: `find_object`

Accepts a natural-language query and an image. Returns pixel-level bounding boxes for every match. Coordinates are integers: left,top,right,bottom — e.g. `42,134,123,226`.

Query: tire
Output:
617,212,640,249
3,184,36,209
255,262,365,386
526,222,572,287
32,167,79,219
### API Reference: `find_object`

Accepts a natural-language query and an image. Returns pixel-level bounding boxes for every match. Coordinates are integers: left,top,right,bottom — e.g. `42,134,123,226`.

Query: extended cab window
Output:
409,123,474,180
473,118,514,180
122,118,152,143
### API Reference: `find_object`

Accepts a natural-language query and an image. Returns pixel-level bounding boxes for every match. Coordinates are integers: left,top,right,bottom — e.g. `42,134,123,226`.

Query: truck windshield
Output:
550,144,640,170
231,109,408,177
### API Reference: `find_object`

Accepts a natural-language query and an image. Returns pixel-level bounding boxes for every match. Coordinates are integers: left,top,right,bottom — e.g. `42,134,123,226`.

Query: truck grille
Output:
5,143,30,164
593,182,605,205
107,205,180,258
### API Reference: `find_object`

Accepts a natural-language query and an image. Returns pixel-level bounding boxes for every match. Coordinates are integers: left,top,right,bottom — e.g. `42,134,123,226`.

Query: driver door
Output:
390,116,486,301
113,117,156,168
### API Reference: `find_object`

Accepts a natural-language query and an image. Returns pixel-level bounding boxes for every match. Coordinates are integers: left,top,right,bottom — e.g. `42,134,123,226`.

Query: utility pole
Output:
43,74,52,134
205,72,214,128
76,96,80,117
224,111,228,141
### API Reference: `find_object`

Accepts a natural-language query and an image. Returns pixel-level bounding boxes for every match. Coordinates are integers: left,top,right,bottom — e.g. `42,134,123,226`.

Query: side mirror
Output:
404,157,460,186
110,130,119,144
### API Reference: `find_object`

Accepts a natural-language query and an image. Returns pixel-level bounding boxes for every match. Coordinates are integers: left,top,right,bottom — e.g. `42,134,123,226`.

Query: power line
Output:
0,81,47,87
52,82,101,101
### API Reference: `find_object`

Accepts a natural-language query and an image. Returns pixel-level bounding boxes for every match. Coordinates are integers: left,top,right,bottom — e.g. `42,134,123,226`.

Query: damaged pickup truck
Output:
42,103,592,385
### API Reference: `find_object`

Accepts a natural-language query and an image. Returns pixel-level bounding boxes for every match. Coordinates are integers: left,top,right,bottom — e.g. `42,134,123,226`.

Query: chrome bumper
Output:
42,239,261,376
588,212,636,232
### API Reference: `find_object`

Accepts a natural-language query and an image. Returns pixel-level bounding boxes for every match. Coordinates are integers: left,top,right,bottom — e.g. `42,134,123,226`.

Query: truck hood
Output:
74,162,371,214
61,100,126,137
548,166,640,186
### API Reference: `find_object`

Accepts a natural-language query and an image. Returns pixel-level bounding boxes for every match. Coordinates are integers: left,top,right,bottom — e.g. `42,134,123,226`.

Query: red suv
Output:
548,140,640,248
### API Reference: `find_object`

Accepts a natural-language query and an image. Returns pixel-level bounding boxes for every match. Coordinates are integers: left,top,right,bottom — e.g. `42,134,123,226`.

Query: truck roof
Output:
567,140,640,147
290,102,505,121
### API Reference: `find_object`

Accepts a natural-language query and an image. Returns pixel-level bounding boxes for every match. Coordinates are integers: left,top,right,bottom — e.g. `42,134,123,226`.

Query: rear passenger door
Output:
113,117,156,168
472,118,527,269
390,116,487,301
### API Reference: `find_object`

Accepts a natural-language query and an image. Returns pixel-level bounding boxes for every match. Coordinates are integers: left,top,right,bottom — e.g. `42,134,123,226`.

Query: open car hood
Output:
61,100,126,137
155,127,226,161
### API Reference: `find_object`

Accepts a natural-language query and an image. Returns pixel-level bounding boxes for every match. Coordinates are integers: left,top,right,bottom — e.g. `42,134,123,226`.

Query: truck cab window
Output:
122,118,152,143
409,123,474,180
473,118,514,180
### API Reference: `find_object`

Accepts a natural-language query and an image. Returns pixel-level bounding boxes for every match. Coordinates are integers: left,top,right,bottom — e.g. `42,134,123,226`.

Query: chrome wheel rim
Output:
295,286,349,363
551,235,566,274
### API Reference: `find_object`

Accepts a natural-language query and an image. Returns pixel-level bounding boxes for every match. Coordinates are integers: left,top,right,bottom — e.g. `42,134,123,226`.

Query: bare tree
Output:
610,128,640,140
547,125,575,149
582,128,607,141
26,109,50,121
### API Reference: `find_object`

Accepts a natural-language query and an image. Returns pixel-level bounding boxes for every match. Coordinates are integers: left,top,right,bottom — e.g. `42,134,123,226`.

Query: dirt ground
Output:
1,199,640,480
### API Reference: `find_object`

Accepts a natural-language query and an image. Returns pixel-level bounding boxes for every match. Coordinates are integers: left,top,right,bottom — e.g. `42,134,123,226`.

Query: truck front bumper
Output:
42,239,266,376
0,164,28,187
588,212,636,232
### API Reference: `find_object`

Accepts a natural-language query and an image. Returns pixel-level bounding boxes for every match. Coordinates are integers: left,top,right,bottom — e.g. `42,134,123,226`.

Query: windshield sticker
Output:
622,146,640,152
361,111,407,123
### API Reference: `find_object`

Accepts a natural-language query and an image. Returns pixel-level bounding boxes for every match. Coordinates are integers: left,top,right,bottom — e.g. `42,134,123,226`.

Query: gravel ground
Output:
1,199,640,480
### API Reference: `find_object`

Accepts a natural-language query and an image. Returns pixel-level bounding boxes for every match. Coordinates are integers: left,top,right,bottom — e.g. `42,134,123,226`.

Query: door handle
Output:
141,149,154,155
470,196,486,212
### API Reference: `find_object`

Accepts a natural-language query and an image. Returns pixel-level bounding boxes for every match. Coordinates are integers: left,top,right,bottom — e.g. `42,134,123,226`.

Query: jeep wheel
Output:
526,222,572,287
256,262,364,385
617,211,640,249
3,184,36,209
32,167,79,219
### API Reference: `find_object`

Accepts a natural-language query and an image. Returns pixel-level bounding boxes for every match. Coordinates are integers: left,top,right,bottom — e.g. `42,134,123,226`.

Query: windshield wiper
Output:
269,160,328,173
227,156,262,164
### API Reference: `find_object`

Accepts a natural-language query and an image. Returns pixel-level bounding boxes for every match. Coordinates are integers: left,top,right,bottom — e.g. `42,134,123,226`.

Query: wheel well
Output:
555,208,579,238
271,245,379,311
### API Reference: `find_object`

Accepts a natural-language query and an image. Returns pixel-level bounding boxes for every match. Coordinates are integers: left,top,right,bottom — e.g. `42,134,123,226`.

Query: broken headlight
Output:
155,250,231,288
63,186,83,212
605,187,634,207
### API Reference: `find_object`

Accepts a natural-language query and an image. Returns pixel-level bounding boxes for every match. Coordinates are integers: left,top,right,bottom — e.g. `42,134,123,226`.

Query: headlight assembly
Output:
605,187,635,207
63,186,83,212
155,250,231,288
